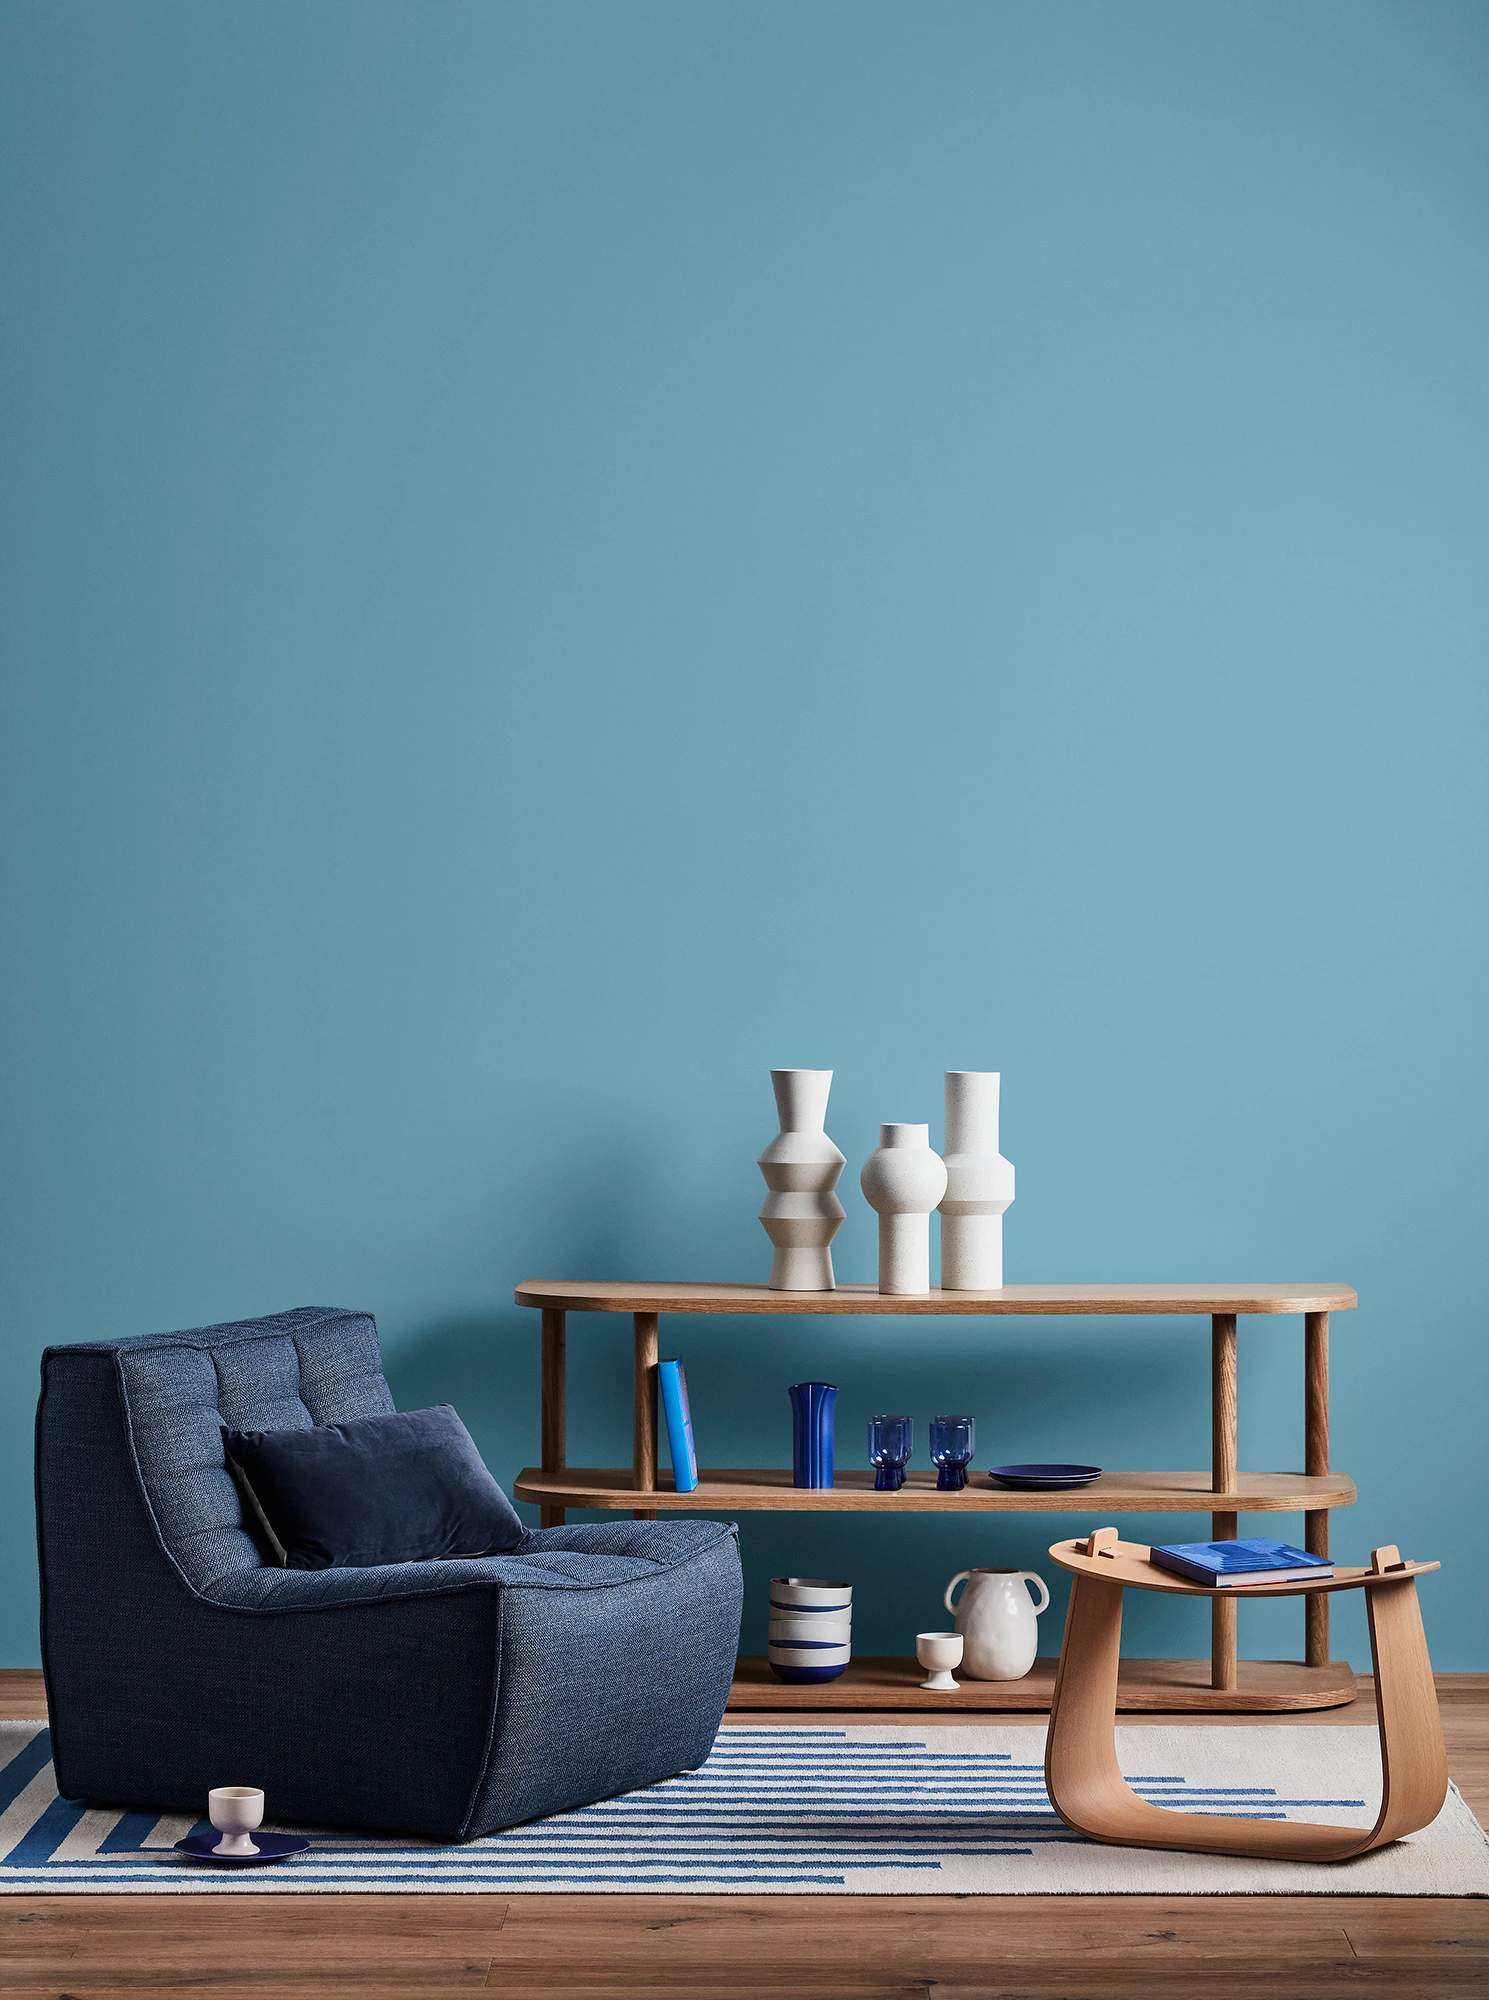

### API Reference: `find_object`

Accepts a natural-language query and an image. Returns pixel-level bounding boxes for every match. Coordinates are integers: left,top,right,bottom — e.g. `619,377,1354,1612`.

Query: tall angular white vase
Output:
860,1123,948,1295
939,1071,1015,1290
758,1070,846,1291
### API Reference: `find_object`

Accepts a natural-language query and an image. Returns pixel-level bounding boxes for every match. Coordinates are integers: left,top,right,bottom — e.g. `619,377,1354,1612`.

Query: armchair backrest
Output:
38,1307,394,1594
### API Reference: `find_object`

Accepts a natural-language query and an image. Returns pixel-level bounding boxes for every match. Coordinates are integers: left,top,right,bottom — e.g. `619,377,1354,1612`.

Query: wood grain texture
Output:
1305,1309,1330,1669
513,1465,1357,1512
1048,1534,1439,1598
540,1308,566,1531
1210,1313,1241,1692
1211,1314,1238,1493
1044,1564,1449,1862
516,1279,1358,1315
0,1671,1484,1999
4,1890,1488,2000
727,1653,1357,1712
631,1311,658,1520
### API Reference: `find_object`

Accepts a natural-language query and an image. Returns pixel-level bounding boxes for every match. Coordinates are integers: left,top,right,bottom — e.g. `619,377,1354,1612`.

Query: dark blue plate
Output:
986,1463,1103,1489
174,1831,311,1865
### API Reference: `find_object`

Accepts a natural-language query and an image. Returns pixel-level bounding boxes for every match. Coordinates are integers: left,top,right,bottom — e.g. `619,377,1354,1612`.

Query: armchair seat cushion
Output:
202,1517,731,1610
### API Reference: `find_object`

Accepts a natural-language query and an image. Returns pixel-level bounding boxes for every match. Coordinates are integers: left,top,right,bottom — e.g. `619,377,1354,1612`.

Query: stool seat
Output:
1043,1530,1448,1862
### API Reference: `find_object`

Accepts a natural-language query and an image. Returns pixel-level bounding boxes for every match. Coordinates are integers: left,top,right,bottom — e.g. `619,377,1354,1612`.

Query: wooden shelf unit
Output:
726,1652,1358,1713
513,1278,1358,1714
515,1466,1356,1515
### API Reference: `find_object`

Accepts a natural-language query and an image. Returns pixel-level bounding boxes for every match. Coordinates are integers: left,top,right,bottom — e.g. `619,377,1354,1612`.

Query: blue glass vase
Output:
789,1381,837,1488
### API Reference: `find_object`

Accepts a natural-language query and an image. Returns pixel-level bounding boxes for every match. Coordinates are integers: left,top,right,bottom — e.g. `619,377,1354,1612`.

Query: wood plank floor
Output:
3,1669,1486,1998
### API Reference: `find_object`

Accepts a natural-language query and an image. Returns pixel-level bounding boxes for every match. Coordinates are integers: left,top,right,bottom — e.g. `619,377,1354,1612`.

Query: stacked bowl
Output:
767,1575,852,1682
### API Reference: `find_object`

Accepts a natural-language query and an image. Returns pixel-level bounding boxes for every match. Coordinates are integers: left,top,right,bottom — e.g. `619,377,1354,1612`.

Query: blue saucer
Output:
174,1831,311,1865
986,1463,1103,1490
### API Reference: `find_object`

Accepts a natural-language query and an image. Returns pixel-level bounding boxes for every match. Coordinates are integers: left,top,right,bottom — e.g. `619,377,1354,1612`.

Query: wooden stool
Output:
1045,1530,1447,1860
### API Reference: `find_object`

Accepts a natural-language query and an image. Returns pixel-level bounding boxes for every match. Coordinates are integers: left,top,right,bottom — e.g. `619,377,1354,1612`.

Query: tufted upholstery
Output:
106,1309,395,1590
36,1309,743,1840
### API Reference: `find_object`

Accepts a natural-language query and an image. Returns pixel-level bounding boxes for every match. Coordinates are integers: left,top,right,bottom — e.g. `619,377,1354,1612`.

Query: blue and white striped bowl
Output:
766,1640,852,1683
768,1576,852,1611
767,1577,852,1682
768,1614,851,1645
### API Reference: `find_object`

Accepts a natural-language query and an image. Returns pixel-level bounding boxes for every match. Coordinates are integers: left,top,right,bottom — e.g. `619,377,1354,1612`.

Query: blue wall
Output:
3,0,1486,1671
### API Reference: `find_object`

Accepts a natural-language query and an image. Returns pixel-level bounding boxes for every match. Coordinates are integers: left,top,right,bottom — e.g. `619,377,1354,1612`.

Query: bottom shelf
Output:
727,1655,1357,1714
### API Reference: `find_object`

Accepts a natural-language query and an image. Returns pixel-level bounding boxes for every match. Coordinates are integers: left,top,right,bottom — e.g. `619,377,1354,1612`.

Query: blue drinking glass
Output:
930,1413,976,1490
868,1414,913,1491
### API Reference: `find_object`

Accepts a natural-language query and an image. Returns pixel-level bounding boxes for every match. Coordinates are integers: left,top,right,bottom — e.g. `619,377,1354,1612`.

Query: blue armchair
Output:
35,1307,742,1840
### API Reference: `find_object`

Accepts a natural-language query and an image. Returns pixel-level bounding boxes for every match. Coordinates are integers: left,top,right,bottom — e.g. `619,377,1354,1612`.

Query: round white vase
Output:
938,1071,1015,1290
859,1123,949,1295
758,1069,846,1291
943,1567,1050,1680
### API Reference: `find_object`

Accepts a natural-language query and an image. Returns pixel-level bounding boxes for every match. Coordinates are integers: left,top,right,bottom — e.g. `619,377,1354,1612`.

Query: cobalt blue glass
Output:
789,1381,837,1488
930,1414,976,1490
867,1414,913,1491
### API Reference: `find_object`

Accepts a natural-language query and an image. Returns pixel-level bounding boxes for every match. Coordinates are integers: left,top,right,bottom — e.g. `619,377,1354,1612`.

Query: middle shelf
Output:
513,1466,1357,1514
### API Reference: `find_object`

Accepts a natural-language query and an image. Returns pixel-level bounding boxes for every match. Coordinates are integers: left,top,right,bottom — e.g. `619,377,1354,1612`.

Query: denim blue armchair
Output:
35,1307,742,1840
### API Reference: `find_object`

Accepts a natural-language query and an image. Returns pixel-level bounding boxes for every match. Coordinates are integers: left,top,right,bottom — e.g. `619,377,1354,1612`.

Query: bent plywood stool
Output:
1045,1530,1447,1861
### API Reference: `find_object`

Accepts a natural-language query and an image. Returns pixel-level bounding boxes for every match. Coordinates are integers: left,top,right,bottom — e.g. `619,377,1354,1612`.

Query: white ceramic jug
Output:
943,1566,1051,1680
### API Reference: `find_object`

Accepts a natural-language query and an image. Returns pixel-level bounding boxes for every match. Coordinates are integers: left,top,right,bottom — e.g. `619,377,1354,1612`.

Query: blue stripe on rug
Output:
0,1723,1390,1894
0,1729,51,1812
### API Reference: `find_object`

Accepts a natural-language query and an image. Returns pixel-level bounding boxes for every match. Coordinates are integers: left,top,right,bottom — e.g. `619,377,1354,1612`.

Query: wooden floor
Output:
3,1669,1486,1998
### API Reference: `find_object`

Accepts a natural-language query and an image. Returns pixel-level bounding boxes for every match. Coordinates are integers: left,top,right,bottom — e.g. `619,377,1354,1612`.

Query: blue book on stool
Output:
659,1358,699,1493
1150,1537,1332,1587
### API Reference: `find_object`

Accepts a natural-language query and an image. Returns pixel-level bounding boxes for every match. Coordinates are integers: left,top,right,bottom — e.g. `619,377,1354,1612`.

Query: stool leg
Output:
1365,1577,1449,1847
1046,1573,1127,1837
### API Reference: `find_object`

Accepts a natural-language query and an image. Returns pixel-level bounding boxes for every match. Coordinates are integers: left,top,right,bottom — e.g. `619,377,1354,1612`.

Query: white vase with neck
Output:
938,1071,1015,1290
859,1123,949,1295
943,1567,1050,1680
758,1069,846,1291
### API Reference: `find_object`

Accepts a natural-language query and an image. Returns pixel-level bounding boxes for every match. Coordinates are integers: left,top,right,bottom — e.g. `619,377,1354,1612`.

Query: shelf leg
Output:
633,1311,659,1521
1211,1312,1238,1692
540,1308,566,1530
1305,1310,1330,1669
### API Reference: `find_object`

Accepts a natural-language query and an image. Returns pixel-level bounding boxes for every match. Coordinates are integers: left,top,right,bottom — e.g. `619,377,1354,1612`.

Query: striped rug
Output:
2,1722,1485,1894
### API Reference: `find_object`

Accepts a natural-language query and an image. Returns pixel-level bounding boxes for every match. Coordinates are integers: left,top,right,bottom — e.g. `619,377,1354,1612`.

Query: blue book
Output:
1149,1537,1332,1587
658,1358,699,1493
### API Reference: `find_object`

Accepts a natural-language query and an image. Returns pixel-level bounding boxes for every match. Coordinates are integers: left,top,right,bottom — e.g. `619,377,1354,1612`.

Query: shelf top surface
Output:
513,1467,1358,1513
1048,1536,1437,1596
515,1279,1356,1316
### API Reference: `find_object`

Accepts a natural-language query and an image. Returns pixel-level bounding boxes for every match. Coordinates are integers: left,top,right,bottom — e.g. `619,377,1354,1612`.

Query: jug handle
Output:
943,1570,971,1615
1019,1571,1051,1615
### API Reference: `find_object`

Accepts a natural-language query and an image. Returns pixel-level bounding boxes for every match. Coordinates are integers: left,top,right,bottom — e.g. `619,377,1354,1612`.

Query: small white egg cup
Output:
209,1786,265,1857
916,1630,964,1690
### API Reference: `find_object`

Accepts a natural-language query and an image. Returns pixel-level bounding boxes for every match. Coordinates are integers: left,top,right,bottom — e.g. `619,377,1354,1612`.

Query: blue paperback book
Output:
658,1358,699,1493
1149,1537,1332,1587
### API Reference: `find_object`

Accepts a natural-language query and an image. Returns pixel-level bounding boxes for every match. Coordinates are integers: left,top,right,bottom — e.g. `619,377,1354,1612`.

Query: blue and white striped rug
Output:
2,1723,1485,1894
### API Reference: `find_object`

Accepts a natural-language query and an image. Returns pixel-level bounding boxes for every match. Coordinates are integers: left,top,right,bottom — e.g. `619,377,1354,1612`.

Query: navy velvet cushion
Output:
222,1405,525,1570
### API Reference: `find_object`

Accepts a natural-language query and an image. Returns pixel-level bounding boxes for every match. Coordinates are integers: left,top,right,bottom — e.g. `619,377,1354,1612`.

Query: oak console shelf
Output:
514,1278,1358,1714
726,1653,1357,1712
515,1467,1356,1515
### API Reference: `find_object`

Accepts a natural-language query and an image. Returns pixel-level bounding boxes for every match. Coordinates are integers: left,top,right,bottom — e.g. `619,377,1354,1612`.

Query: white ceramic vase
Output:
943,1567,1051,1680
758,1070,846,1291
859,1123,949,1295
938,1071,1015,1290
